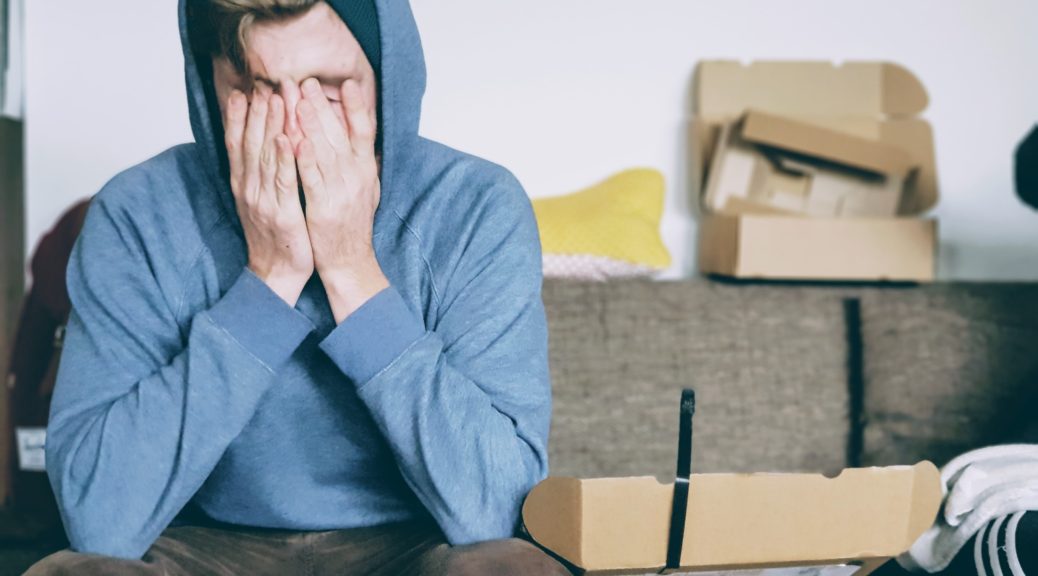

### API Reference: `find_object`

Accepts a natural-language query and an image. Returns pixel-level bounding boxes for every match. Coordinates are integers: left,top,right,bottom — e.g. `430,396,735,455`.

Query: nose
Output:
280,82,303,146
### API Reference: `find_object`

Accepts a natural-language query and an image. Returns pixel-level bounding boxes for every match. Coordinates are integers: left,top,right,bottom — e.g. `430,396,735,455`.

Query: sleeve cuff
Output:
318,286,426,385
205,267,315,370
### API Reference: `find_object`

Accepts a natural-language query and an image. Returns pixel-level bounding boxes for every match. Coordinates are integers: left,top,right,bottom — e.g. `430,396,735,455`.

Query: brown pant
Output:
23,520,572,576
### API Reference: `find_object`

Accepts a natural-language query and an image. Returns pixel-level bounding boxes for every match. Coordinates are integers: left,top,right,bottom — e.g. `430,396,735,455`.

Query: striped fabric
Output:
967,512,1035,576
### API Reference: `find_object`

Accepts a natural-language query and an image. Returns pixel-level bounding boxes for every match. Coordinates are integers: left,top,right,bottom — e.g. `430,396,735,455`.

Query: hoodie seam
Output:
199,313,277,374
172,211,231,325
391,207,443,307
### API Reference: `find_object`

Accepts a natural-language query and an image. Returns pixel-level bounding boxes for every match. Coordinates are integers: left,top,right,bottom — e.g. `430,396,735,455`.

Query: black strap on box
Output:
663,388,696,573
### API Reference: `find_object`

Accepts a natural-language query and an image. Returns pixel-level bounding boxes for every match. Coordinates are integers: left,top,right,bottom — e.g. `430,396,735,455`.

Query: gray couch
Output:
542,279,1038,481
4,280,1037,575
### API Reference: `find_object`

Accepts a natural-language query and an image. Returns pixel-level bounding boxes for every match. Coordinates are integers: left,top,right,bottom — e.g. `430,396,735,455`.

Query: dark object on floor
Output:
0,509,65,576
871,558,914,575
1017,124,1038,210
937,511,1037,575
1019,510,1038,574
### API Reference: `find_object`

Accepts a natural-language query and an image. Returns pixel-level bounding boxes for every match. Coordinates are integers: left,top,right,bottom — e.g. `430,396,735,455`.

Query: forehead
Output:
244,3,362,82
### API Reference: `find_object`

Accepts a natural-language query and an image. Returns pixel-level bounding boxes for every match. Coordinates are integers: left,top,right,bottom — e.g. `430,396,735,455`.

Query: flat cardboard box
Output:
691,61,939,282
704,111,919,219
523,462,942,575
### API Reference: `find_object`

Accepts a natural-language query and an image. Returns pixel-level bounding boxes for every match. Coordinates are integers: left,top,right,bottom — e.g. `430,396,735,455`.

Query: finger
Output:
224,90,247,193
259,138,277,205
366,83,377,134
297,99,339,178
243,90,270,202
341,79,376,159
301,78,349,152
274,135,298,206
258,95,285,198
265,94,285,149
296,138,326,207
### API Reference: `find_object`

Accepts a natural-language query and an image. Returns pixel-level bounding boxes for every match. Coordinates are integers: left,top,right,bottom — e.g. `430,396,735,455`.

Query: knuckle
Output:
250,100,267,116
274,212,297,230
309,212,333,229
352,115,374,134
243,148,260,167
241,184,259,205
251,199,275,219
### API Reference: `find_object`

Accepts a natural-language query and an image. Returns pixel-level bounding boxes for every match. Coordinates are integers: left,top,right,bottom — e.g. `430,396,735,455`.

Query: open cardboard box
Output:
523,462,942,575
691,61,939,282
704,110,920,218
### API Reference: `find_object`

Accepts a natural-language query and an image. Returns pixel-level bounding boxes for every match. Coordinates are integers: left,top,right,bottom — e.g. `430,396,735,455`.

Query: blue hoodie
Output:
45,0,551,560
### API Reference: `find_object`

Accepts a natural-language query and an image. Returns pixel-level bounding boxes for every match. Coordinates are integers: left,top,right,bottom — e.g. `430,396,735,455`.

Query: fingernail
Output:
303,78,320,94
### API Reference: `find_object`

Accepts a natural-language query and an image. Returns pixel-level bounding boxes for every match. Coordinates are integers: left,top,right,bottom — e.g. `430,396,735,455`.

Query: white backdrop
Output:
23,0,1038,280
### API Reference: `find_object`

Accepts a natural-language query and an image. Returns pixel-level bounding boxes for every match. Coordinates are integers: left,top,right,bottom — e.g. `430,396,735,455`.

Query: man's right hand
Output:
225,89,314,306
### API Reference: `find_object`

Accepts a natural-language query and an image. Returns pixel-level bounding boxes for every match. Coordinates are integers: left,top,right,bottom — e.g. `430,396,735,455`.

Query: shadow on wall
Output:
938,242,1038,280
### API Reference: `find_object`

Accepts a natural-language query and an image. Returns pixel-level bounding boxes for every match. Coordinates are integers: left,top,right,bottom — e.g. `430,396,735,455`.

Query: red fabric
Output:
4,198,90,533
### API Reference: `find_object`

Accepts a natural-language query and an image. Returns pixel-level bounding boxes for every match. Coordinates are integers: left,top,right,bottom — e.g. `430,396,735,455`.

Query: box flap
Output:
522,476,585,566
695,61,928,119
690,62,940,216
523,462,942,574
740,111,918,176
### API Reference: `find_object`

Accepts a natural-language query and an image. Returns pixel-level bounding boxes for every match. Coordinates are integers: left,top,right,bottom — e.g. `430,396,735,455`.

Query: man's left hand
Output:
296,77,389,324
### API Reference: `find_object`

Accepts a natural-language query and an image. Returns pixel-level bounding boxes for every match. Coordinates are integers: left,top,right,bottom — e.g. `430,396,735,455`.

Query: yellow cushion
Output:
533,168,671,277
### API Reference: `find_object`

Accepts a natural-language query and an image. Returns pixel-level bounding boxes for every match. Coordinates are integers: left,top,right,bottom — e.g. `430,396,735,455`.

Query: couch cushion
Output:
542,279,851,479
859,284,1038,467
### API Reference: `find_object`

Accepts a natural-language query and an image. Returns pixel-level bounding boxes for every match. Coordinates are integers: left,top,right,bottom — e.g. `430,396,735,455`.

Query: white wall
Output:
24,0,1038,280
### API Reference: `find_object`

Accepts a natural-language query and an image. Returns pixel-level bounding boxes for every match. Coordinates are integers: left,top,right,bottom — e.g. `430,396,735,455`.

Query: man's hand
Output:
225,89,314,306
296,77,389,324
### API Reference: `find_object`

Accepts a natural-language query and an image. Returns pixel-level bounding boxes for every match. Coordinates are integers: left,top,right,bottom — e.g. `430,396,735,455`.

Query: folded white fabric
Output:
899,444,1038,573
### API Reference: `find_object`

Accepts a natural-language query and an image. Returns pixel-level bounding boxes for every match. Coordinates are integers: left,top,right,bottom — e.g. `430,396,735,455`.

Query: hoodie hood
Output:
178,0,428,228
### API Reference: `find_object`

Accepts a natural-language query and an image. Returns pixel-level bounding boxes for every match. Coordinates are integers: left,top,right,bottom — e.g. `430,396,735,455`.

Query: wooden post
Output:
0,118,25,506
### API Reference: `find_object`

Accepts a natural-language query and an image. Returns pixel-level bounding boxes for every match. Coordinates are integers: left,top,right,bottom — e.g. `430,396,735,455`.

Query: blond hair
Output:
188,0,320,73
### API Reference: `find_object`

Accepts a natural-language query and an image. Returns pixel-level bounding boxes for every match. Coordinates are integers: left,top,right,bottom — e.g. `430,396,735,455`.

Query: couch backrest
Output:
542,280,853,480
542,280,1038,481
857,284,1038,467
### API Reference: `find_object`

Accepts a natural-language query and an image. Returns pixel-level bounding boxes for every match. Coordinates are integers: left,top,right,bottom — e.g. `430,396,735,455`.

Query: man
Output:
27,0,569,574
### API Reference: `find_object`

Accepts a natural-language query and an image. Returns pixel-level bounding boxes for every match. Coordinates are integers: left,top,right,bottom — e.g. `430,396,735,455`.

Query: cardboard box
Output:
691,61,939,282
704,111,919,218
698,214,937,282
522,462,941,575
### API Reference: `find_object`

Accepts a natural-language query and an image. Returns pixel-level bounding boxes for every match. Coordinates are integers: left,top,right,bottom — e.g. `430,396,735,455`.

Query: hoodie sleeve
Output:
46,195,314,559
318,176,551,545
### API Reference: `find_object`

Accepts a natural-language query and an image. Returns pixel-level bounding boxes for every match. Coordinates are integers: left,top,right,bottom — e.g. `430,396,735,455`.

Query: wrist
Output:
321,260,390,324
248,264,309,306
